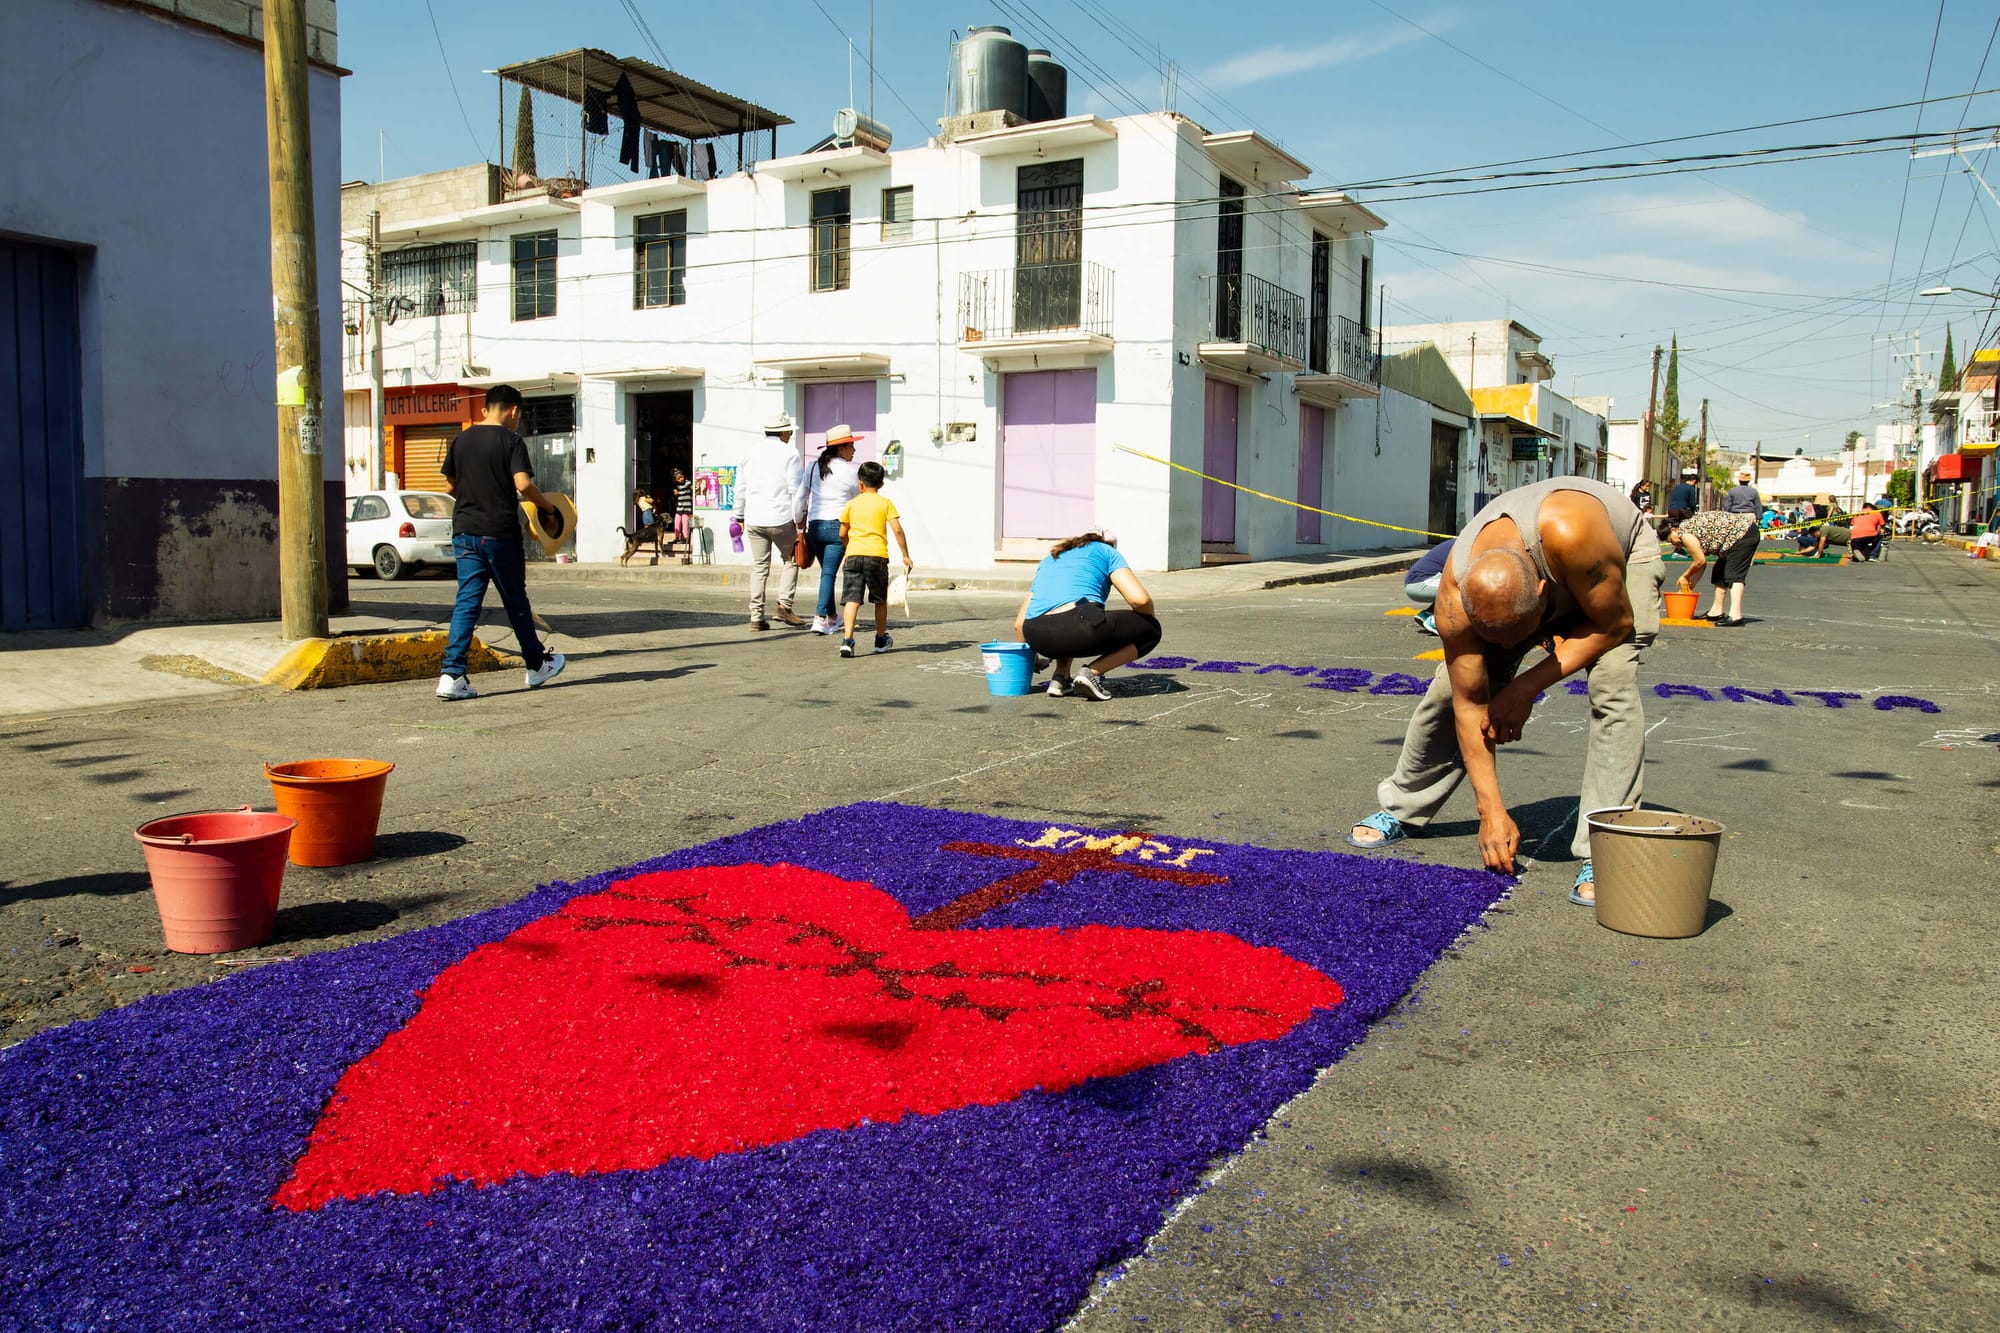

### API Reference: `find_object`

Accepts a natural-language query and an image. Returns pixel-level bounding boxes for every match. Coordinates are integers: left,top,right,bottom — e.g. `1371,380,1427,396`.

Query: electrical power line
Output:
1873,0,1949,345
423,0,487,161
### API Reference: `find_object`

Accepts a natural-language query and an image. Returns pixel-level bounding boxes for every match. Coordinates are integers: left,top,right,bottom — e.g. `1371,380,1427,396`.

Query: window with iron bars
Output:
382,241,478,317
634,211,688,309
811,187,851,292
520,395,576,437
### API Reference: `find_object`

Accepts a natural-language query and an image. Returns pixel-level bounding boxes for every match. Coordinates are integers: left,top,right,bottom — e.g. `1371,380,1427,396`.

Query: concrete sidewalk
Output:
527,547,1423,597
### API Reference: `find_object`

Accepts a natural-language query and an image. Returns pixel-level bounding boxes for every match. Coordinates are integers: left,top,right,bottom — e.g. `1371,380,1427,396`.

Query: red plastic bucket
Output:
134,808,295,953
265,759,394,866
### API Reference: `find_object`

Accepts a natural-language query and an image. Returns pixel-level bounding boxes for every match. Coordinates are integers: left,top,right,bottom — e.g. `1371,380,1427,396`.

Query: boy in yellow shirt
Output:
837,461,913,657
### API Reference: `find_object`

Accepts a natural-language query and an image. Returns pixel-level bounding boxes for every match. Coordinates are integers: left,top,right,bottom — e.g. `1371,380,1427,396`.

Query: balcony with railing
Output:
1199,272,1308,374
958,261,1114,361
1297,312,1382,405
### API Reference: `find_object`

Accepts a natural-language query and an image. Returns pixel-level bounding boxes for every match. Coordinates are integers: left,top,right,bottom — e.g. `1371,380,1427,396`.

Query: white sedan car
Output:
346,490,455,580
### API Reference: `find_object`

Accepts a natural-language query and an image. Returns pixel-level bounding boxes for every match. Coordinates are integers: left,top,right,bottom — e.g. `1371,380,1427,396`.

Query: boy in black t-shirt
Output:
435,384,567,700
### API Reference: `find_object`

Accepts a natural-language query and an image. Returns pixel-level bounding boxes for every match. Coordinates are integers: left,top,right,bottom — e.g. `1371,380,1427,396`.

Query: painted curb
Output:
262,632,521,690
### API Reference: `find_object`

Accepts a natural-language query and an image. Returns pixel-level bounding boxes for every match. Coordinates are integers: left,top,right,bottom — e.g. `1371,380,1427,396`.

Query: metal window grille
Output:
634,210,688,308
383,241,478,316
512,230,558,321
810,187,850,292
520,395,576,437
881,186,913,240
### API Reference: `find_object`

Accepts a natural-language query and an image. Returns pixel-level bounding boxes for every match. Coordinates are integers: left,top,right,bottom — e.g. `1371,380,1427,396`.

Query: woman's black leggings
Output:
1022,602,1162,663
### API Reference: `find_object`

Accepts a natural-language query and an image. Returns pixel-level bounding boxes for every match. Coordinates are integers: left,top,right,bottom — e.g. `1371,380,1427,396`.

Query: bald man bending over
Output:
1347,478,1665,902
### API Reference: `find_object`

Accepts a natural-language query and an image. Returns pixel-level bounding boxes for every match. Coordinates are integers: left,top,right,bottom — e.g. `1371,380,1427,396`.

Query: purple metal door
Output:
1202,378,1239,544
800,380,880,463
1001,368,1097,538
1296,404,1324,544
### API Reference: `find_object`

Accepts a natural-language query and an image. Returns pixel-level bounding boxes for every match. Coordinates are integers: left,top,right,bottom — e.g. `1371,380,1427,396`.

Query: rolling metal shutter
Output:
400,426,455,494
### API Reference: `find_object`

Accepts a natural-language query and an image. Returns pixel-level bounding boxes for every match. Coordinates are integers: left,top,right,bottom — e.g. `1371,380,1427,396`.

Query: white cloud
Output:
1204,16,1444,90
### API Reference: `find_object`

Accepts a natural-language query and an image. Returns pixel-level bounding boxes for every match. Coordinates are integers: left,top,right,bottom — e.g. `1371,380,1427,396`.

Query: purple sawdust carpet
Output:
0,802,1508,1332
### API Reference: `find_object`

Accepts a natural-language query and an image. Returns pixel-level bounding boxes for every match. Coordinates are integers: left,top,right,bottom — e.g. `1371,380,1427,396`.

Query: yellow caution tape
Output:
1113,445,1458,542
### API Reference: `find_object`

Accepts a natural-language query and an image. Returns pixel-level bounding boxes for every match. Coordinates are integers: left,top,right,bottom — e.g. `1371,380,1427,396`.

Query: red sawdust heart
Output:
274,863,1342,1210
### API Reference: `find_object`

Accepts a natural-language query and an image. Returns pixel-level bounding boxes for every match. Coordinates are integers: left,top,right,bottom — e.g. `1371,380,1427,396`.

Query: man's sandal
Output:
1345,811,1410,850
1568,861,1596,906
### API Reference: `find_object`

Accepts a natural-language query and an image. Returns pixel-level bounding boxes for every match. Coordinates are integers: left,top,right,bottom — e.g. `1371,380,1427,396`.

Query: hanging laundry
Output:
613,73,641,171
702,143,718,179
582,88,609,136
667,141,687,177
645,132,668,178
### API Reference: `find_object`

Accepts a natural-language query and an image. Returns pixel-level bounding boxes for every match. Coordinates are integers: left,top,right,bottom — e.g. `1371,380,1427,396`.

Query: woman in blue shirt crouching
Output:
1011,530,1161,700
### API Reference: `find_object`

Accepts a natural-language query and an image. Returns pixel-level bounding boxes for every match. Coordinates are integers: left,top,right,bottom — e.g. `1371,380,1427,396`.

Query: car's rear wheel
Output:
373,545,406,580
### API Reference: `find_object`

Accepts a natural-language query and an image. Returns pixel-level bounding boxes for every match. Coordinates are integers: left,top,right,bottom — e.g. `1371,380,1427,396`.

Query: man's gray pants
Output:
1375,530,1666,861
745,522,799,621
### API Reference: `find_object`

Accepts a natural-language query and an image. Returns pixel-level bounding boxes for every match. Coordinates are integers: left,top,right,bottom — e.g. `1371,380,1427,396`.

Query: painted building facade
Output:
341,58,1398,571
2,0,346,628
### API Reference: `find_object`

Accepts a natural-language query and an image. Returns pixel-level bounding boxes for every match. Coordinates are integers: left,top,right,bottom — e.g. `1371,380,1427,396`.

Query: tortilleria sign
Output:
386,385,481,425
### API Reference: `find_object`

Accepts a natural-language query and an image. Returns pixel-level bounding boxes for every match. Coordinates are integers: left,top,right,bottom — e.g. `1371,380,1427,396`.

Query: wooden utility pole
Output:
263,0,329,640
1643,344,1663,489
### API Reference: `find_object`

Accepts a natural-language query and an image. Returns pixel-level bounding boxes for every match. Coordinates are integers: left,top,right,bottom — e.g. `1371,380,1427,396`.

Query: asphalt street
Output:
4,547,1997,1329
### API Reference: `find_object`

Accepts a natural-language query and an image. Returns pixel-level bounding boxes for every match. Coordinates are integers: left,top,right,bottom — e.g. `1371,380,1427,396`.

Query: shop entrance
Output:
633,391,694,532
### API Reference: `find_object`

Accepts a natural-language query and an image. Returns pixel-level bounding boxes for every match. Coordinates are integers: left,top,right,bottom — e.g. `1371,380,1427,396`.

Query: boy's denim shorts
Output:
841,555,890,605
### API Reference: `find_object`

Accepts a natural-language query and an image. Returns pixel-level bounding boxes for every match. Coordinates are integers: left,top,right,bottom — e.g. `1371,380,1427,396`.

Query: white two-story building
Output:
340,44,1398,570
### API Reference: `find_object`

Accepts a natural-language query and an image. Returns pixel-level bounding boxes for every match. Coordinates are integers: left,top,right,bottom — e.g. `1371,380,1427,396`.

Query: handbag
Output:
792,463,815,568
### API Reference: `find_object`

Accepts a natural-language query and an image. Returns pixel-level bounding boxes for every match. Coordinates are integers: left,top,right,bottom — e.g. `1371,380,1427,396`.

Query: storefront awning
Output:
1928,452,1978,481
585,365,704,382
754,353,891,378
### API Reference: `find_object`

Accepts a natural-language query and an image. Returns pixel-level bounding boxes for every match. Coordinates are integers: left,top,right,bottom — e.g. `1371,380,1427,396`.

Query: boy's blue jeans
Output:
442,534,547,677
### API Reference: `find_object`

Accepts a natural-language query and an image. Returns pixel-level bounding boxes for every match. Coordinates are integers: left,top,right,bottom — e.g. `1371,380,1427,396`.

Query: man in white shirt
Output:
733,412,807,630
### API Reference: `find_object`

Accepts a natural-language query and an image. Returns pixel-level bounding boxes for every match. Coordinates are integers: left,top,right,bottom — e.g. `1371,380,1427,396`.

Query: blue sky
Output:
340,1,2000,454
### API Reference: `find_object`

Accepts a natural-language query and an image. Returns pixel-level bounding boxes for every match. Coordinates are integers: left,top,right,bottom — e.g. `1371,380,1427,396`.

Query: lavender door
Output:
1202,378,1239,544
1296,404,1325,545
800,380,880,463
1001,368,1097,539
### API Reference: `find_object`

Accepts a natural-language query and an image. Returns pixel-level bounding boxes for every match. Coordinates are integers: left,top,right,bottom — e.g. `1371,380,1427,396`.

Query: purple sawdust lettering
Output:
1255,664,1321,677
1872,695,1942,714
1194,661,1261,674
1368,673,1429,696
1132,656,1193,670
1794,690,1863,709
1654,683,1717,702
1721,687,1796,706
1307,668,1376,692
1566,679,1590,696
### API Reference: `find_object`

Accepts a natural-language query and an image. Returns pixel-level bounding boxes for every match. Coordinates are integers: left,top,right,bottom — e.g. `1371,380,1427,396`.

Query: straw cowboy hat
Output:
519,493,578,557
1680,465,1699,477
764,411,795,435
823,423,861,447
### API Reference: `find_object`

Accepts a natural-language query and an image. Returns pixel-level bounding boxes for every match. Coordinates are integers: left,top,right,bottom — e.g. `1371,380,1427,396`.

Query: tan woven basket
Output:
1585,806,1725,938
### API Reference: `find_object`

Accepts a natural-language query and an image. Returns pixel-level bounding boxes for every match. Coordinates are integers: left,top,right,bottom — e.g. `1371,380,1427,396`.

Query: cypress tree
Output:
1659,334,1688,455
512,87,537,182
1939,325,1957,393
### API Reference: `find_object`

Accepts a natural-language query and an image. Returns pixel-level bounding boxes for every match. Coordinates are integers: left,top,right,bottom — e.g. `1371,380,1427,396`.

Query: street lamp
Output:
1920,285,2000,299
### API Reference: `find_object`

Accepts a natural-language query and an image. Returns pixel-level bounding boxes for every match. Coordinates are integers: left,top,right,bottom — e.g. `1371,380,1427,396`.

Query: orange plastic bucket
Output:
135,808,295,953
1662,589,1699,620
264,759,395,866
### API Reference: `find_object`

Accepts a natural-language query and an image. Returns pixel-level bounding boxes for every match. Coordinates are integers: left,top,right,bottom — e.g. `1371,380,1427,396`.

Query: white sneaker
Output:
1046,675,1070,698
811,615,832,635
1071,667,1113,701
436,673,477,701
525,652,567,690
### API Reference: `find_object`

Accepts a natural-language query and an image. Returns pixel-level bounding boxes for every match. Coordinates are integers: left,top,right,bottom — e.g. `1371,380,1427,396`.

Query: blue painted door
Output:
0,240,86,631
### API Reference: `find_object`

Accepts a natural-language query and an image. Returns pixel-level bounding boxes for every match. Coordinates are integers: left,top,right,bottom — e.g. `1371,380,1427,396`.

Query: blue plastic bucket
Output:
979,641,1036,696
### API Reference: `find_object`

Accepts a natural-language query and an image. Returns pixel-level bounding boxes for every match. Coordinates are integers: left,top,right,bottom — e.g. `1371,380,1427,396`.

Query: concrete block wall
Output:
115,0,339,66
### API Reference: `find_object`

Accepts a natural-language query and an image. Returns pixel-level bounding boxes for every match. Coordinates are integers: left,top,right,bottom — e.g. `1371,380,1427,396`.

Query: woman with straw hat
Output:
803,425,862,634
